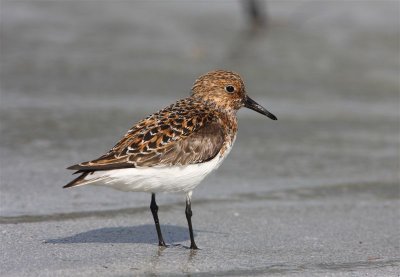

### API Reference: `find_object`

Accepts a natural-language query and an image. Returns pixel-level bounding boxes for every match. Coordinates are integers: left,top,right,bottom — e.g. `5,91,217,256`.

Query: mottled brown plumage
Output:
64,70,277,249
67,70,243,174
67,98,236,172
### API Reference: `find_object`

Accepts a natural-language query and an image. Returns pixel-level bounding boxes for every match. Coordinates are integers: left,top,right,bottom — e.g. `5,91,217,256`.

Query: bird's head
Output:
191,70,277,120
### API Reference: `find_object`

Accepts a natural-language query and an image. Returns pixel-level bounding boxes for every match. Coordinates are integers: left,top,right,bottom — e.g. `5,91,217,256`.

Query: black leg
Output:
185,192,198,250
150,193,166,247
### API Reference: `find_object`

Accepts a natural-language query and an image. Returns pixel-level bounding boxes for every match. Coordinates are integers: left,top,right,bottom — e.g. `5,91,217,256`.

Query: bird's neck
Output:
191,95,238,118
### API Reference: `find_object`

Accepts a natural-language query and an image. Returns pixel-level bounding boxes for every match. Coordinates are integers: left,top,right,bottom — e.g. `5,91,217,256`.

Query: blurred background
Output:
1,0,398,216
1,1,399,275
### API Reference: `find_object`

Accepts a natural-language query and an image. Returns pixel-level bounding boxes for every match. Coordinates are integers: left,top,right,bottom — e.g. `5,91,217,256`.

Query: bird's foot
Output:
158,241,168,248
183,242,199,250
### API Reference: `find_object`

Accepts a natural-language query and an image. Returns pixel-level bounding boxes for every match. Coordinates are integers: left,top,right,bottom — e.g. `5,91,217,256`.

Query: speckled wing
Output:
67,99,225,171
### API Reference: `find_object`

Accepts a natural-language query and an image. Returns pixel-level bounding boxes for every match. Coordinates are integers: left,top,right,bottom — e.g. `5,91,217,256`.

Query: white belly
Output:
82,148,231,193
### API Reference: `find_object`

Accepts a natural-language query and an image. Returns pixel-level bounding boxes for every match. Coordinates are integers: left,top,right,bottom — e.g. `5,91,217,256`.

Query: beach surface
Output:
1,1,399,276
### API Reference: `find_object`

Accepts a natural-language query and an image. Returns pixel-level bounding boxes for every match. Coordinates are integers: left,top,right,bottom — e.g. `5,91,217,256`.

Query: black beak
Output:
244,96,277,120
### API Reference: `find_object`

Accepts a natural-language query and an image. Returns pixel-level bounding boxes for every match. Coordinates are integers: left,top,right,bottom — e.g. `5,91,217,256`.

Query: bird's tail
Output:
63,171,90,188
63,171,108,188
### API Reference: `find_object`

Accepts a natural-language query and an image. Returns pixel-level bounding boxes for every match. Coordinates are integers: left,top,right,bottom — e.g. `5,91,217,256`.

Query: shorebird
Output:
64,70,277,249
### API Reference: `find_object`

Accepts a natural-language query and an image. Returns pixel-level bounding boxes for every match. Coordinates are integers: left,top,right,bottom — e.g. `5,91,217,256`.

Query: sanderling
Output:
65,70,277,249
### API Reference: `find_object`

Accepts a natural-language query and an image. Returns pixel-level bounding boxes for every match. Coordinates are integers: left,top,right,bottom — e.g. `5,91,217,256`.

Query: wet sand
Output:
1,1,399,276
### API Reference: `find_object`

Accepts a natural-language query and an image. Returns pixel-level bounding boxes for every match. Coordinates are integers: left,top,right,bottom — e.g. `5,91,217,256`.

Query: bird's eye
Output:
225,85,235,93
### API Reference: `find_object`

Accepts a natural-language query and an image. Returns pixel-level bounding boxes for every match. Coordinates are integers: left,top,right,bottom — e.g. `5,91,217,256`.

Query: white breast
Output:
81,144,233,193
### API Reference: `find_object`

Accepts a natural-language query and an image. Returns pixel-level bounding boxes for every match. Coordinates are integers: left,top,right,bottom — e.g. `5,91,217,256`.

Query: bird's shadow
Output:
45,224,191,244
